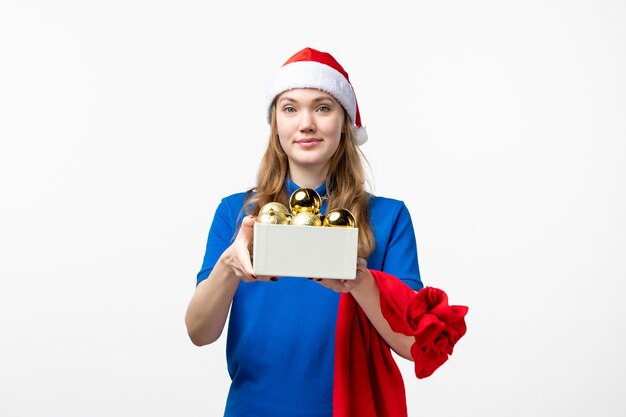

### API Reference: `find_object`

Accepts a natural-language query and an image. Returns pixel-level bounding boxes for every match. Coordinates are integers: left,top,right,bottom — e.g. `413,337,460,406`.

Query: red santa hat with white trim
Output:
265,47,368,146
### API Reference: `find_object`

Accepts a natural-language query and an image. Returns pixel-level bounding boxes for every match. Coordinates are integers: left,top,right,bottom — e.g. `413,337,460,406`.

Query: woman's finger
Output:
239,216,256,242
314,278,352,293
230,251,255,281
238,251,254,277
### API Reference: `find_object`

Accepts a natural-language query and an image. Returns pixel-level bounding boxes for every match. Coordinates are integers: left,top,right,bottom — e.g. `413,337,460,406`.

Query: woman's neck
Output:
288,164,328,189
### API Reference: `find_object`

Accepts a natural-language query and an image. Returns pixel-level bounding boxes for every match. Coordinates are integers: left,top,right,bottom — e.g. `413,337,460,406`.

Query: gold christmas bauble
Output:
257,207,289,225
322,208,356,228
259,202,290,217
290,211,322,226
289,188,321,214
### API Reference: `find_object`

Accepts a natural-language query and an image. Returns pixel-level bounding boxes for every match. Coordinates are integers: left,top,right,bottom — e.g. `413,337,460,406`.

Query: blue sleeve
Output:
196,196,243,285
381,203,423,291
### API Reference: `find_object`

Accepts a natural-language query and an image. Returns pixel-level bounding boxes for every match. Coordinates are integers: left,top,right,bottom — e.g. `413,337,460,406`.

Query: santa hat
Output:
265,47,368,146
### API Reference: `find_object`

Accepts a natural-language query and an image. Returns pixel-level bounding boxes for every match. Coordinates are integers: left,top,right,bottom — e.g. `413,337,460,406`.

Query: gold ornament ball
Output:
259,202,290,217
323,208,356,228
289,188,321,214
257,208,289,225
290,211,322,226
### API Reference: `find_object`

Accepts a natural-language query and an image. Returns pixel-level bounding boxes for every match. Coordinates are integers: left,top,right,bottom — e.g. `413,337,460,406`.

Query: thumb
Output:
238,215,256,240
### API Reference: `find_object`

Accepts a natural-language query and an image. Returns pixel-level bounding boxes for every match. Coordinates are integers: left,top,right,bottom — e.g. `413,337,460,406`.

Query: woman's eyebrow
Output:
312,96,336,103
278,96,337,105
277,97,297,104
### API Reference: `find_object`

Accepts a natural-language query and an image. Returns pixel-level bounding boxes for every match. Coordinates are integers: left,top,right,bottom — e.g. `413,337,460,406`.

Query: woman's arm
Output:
185,216,260,346
314,260,415,361
349,268,415,361
185,258,240,346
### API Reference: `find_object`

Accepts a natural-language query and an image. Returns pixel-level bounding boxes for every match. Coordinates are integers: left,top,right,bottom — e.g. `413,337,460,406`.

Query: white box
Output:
253,223,359,279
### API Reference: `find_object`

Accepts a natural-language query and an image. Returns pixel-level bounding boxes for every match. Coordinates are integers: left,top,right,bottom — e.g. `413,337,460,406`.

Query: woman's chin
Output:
288,152,329,167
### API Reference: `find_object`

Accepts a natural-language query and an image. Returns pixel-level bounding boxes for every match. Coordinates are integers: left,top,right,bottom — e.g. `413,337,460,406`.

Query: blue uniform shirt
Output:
197,179,423,417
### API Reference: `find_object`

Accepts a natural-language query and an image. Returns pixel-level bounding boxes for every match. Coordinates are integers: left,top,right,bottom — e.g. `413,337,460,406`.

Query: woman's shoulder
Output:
369,193,408,211
220,190,250,205
214,189,253,216
368,193,413,223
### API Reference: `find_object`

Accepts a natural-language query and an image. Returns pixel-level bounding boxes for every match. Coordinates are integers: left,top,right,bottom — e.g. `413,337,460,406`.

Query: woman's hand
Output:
311,258,371,292
221,216,277,282
185,215,277,347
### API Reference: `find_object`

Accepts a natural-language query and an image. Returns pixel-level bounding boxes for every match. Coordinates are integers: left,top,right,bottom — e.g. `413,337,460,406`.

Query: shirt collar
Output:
286,177,328,198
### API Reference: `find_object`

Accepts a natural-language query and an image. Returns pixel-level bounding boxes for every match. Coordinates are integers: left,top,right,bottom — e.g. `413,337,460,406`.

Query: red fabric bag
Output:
333,270,468,417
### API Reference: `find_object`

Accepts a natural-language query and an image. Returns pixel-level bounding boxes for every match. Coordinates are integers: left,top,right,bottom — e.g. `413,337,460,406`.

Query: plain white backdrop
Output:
1,1,625,416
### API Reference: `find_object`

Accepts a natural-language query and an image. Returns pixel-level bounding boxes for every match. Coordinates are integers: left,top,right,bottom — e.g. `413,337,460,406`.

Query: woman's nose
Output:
299,110,316,132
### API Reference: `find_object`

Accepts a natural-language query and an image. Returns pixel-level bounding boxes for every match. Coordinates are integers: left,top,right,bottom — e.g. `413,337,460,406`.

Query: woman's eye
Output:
283,106,296,113
317,105,330,112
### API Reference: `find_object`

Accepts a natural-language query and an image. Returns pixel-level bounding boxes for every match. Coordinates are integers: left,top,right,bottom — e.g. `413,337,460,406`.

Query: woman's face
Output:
275,88,345,174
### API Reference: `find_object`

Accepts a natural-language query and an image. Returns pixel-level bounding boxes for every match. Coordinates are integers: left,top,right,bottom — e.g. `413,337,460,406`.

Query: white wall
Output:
1,1,624,416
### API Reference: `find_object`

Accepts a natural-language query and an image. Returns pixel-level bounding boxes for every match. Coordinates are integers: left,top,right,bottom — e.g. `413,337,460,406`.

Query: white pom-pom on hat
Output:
265,47,368,146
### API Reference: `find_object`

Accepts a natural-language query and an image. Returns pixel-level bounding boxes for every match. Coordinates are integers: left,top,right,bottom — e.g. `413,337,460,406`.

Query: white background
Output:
1,1,625,416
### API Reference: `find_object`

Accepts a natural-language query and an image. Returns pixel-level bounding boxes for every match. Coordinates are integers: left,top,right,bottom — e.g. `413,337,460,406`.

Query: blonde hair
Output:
245,105,375,258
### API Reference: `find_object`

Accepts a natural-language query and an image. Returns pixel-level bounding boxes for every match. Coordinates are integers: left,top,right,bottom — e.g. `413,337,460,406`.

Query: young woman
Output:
185,48,430,417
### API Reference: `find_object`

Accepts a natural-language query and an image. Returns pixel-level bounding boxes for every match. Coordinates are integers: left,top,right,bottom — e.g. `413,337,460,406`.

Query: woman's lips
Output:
295,138,322,148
